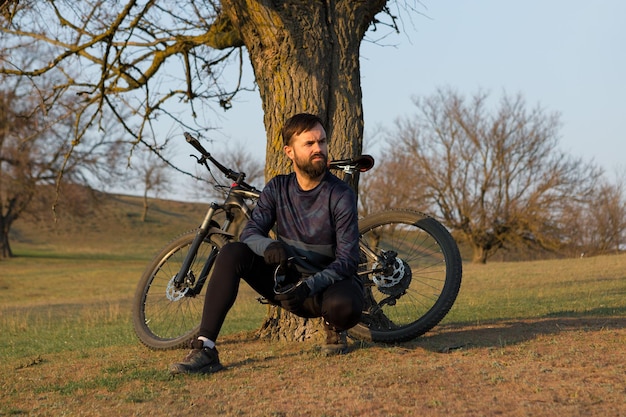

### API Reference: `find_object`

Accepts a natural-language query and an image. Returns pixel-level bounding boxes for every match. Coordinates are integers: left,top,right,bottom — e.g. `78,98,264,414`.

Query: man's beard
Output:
294,152,328,179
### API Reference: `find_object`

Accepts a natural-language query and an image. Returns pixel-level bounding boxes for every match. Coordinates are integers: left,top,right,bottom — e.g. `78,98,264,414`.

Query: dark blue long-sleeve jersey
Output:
240,170,360,295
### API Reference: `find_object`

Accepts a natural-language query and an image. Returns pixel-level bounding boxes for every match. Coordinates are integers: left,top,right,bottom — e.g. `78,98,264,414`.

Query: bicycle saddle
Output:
329,154,375,172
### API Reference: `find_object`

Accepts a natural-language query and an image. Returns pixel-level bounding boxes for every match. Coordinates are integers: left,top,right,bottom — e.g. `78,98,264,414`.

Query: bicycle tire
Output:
132,231,230,350
349,209,462,343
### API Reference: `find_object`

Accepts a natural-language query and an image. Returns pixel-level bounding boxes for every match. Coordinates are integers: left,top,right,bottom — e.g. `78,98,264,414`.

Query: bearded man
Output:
170,113,364,375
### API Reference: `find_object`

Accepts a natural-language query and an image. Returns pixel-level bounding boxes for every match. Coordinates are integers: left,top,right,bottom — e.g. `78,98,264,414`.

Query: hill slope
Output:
10,193,210,259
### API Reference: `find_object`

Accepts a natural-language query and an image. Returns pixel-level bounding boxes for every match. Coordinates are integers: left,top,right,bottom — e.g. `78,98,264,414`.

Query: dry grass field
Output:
1,194,625,416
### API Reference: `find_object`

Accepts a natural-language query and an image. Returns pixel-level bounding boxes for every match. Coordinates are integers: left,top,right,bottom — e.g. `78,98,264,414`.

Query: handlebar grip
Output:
184,132,209,157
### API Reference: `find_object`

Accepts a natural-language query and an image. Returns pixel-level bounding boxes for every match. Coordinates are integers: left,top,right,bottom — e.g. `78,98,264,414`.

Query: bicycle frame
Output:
173,187,259,296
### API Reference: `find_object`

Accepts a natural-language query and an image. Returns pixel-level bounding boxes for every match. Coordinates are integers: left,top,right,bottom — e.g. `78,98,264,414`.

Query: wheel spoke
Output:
132,232,229,349
353,210,462,343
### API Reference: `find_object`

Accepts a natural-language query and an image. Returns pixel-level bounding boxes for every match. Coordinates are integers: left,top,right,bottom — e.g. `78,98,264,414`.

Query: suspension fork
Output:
188,246,221,295
174,203,221,286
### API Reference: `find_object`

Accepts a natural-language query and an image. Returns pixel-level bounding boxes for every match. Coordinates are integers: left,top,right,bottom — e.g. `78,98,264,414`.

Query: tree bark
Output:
221,0,387,340
256,306,327,343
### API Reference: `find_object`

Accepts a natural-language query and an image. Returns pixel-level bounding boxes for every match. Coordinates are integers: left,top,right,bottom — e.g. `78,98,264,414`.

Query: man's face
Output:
284,122,328,180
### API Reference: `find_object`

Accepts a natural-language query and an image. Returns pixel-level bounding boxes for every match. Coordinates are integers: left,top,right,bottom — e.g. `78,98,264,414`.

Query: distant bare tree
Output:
593,179,626,254
386,88,602,263
358,152,428,217
563,175,626,256
591,182,625,254
132,150,172,222
0,71,129,259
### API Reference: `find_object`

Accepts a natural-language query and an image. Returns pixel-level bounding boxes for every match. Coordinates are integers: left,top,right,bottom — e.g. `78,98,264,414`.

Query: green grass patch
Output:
0,250,267,362
444,254,626,325
2,249,625,363
1,244,626,416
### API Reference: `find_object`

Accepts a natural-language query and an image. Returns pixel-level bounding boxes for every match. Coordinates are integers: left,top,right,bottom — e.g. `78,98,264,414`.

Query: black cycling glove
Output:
263,241,288,266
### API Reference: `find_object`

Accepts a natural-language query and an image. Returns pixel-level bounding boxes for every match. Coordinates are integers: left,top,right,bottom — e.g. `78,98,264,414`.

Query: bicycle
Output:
132,132,462,349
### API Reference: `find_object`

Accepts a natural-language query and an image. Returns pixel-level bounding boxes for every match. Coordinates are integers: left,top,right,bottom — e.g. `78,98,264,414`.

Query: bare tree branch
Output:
386,88,605,263
1,0,248,172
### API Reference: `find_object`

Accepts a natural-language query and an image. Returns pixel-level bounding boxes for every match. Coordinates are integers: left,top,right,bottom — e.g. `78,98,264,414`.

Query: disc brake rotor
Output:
166,276,190,301
372,258,412,297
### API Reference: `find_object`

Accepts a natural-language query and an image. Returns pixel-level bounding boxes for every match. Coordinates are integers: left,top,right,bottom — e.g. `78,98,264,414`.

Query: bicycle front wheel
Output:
350,209,462,343
132,231,230,350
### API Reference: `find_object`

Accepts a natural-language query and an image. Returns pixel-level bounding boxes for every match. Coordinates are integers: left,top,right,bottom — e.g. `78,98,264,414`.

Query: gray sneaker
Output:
321,323,348,356
169,339,224,375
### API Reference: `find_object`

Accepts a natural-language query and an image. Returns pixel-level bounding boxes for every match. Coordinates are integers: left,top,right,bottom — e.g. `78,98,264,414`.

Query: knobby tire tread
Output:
131,231,230,350
350,209,462,343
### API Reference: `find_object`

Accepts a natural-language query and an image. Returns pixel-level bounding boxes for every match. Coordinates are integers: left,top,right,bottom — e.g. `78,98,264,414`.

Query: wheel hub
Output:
166,275,190,301
372,258,412,296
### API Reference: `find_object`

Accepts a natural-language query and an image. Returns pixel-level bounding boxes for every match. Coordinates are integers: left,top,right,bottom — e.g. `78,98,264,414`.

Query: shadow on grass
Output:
205,311,626,359
408,314,626,353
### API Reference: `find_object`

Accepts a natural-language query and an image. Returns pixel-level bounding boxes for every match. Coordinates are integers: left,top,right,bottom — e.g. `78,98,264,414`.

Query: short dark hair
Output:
281,113,324,146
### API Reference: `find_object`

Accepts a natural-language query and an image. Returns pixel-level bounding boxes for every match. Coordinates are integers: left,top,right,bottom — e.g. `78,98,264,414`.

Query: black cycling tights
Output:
199,242,364,342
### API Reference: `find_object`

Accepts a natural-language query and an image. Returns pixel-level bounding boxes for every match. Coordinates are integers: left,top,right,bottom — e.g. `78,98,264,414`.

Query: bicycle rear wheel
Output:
350,209,462,343
132,231,230,350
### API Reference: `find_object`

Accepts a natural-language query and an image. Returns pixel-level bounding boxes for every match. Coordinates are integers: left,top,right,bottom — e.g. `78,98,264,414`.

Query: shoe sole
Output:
169,362,224,375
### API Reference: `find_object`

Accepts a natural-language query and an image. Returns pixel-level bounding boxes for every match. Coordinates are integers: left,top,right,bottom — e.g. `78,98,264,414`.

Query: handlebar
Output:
184,131,375,190
184,132,210,156
184,132,257,191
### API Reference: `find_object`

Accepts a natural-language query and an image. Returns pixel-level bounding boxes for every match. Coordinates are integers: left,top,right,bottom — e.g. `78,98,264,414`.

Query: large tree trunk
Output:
222,0,387,341
256,306,328,343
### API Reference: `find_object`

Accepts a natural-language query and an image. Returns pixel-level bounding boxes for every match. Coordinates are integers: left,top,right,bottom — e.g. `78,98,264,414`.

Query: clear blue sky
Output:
166,0,625,198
